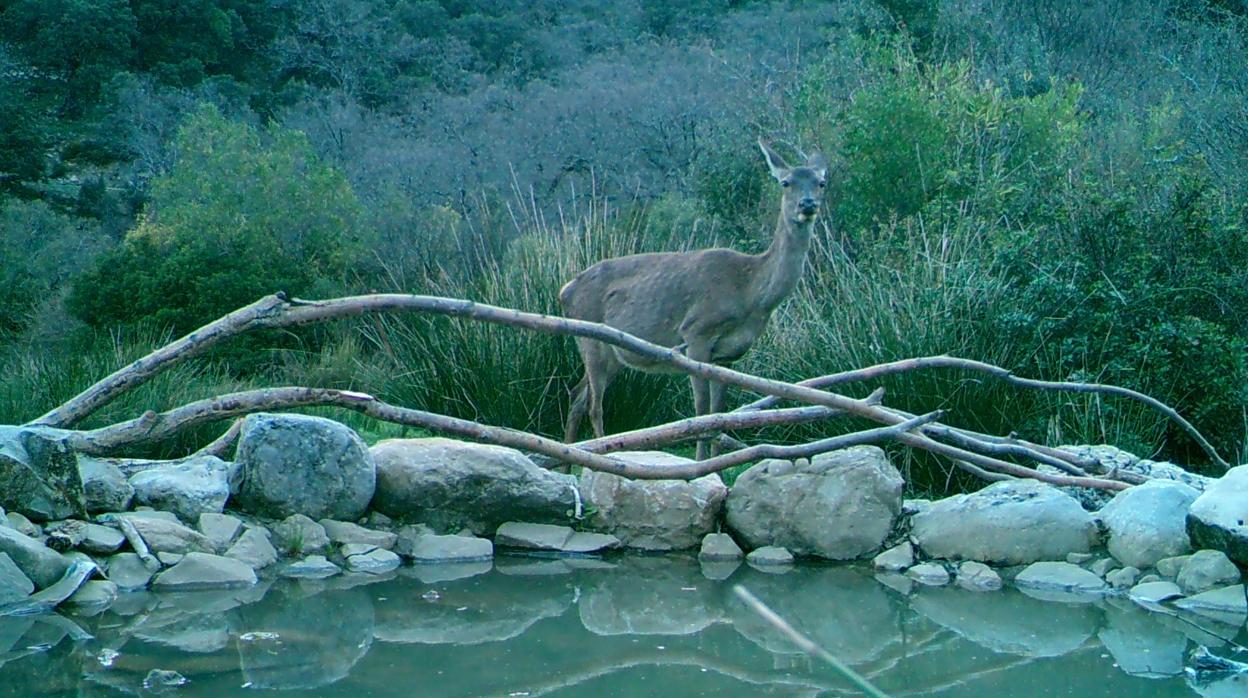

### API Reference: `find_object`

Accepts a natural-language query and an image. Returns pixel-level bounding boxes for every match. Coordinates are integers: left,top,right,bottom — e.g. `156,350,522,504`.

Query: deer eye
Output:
781,179,791,188
818,180,826,188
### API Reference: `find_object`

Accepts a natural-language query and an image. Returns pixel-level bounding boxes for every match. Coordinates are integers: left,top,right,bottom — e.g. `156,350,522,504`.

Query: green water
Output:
1,555,1243,697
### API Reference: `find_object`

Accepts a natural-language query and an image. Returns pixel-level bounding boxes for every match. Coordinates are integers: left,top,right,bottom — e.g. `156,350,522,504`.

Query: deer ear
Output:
806,152,828,181
758,139,790,182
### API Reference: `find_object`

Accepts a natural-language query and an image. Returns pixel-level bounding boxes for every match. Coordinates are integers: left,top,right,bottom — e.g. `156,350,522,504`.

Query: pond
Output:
1,555,1243,697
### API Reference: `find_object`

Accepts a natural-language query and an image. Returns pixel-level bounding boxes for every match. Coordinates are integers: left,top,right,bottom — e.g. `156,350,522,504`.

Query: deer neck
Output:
751,211,813,312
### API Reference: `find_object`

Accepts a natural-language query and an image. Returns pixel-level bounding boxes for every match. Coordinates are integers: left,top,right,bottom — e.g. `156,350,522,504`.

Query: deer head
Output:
759,139,828,226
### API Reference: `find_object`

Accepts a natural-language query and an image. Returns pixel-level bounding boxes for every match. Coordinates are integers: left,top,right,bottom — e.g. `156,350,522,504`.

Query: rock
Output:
402,534,493,563
1129,580,1185,606
270,514,330,556
579,452,727,551
78,523,126,555
1056,445,1211,509
158,551,184,566
129,456,232,523
1188,465,1248,566
319,519,397,550
343,548,401,574
151,552,258,590
2,558,96,615
0,525,71,588
1156,555,1192,579
495,522,572,550
198,512,244,551
122,515,214,555
66,579,118,609
906,562,950,586
725,446,903,559
280,555,341,579
371,438,576,533
746,546,794,566
698,533,744,562
392,524,436,556
1089,557,1118,578
1066,552,1094,564
956,561,1003,591
903,499,933,515
1177,549,1241,595
1139,574,1162,584
873,541,914,572
105,552,155,591
1173,585,1248,624
1014,561,1108,598
911,480,1096,565
231,413,375,521
1106,566,1141,590
0,552,34,603
78,456,134,513
562,531,622,553
4,511,39,537
225,528,279,570
0,425,87,521
1097,479,1197,569
366,511,394,529
43,519,87,551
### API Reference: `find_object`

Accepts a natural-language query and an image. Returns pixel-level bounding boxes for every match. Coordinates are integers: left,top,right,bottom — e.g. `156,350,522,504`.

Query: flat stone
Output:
224,528,279,570
78,523,126,555
1088,557,1118,578
746,546,794,566
494,522,573,551
123,516,214,555
1106,566,1141,590
1066,552,1094,564
1139,574,1162,584
906,562,950,586
403,534,493,563
66,579,118,609
1015,561,1108,597
128,456,231,522
873,541,914,572
280,555,341,579
198,513,244,551
270,514,330,556
1176,549,1241,595
5,512,39,537
1128,581,1184,605
698,533,744,562
956,561,1003,591
1173,585,1248,623
0,525,71,589
105,552,155,591
157,552,184,566
1156,555,1191,579
562,531,621,553
319,519,397,550
151,552,258,590
0,552,34,603
343,548,400,574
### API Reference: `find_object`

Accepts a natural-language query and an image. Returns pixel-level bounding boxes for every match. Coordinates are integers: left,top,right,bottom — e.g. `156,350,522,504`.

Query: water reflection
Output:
0,554,1242,697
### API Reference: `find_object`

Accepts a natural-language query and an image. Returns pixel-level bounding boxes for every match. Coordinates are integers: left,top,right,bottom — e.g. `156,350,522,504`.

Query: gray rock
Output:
1139,574,1162,584
1107,566,1141,590
1129,580,1183,605
280,555,341,579
0,425,87,521
78,456,134,513
129,456,232,523
339,542,377,557
198,512,244,550
225,528,279,570
1172,585,1247,623
371,438,576,533
402,534,493,563
78,523,126,555
0,558,96,615
105,552,155,590
725,446,903,560
1014,561,1108,597
65,579,118,609
873,541,914,572
906,562,950,586
319,519,397,550
1089,557,1118,578
579,452,726,551
1056,445,1212,509
912,480,1096,565
1066,552,1094,564
746,546,794,566
1187,464,1248,566
157,551,184,566
43,519,87,551
343,548,400,574
698,533,744,562
4,511,39,537
393,524,436,556
151,552,258,590
494,522,573,551
1098,479,1197,569
232,413,375,521
562,531,621,553
1177,549,1241,595
956,561,1002,591
0,552,34,603
123,515,214,555
1156,555,1192,579
0,525,71,588
270,514,330,556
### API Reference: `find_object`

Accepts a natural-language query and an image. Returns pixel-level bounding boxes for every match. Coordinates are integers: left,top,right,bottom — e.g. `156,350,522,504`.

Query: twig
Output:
733,585,891,698
192,418,243,459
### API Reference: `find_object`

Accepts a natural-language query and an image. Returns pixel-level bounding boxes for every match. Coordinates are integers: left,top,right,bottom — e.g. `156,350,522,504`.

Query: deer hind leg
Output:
707,376,727,458
569,338,621,440
564,374,590,443
683,342,718,460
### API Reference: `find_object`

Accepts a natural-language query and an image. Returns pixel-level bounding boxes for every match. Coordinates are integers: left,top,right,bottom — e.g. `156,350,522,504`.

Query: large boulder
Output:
0,525,71,589
0,426,86,521
231,414,375,521
1187,465,1248,566
1097,479,1198,569
371,438,577,534
911,480,1096,565
579,451,726,551
725,446,903,559
78,456,134,513
129,456,232,523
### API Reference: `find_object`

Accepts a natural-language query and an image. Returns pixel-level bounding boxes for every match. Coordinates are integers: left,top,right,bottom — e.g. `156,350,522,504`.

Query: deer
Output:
559,139,828,460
